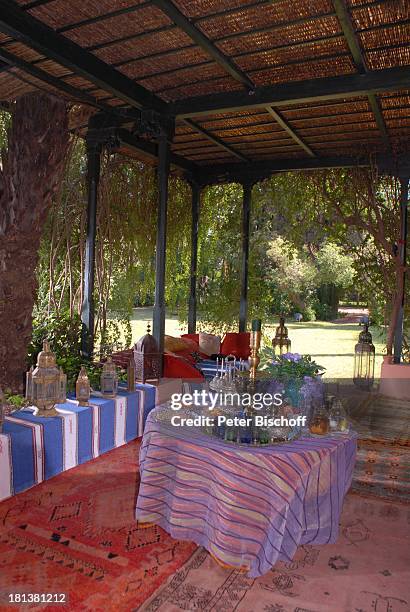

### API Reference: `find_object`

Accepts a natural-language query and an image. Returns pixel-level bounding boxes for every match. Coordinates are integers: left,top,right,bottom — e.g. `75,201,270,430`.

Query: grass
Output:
127,308,385,380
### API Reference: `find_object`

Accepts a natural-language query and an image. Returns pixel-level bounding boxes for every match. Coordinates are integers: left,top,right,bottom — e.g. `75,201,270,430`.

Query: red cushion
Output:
172,348,196,365
181,333,200,345
220,332,251,359
163,354,204,380
180,334,210,359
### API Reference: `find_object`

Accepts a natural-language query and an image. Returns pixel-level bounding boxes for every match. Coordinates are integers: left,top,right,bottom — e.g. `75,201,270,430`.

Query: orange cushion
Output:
180,337,200,352
164,335,191,352
220,332,251,359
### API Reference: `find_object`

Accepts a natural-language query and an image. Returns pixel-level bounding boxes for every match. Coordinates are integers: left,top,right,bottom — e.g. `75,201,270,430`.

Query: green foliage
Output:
314,243,355,288
28,310,103,390
3,392,27,408
0,108,11,150
32,137,406,356
260,349,325,380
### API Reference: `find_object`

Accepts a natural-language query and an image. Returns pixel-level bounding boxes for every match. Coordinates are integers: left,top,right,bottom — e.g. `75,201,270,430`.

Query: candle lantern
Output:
25,339,66,417
249,320,262,381
272,317,291,356
100,356,118,398
353,324,375,389
127,357,136,392
76,366,90,406
133,324,161,384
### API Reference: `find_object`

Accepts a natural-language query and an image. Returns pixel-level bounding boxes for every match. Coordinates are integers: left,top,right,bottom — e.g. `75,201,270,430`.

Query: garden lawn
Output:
126,308,384,380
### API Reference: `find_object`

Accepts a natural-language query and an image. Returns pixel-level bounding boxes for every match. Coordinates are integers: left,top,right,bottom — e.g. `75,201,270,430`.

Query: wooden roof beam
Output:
0,46,112,111
182,119,249,162
151,0,255,92
265,106,316,157
117,128,197,173
0,0,167,113
198,154,410,185
331,0,390,149
170,66,410,118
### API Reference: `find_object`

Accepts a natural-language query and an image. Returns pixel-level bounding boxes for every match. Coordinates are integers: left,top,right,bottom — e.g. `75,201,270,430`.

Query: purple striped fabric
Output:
136,408,357,577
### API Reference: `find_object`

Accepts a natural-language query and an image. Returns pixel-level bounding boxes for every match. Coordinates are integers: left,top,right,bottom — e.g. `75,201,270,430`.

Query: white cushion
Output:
198,332,221,356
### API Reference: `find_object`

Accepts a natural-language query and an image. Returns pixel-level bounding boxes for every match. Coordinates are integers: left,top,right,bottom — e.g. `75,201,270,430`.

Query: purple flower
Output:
281,352,302,362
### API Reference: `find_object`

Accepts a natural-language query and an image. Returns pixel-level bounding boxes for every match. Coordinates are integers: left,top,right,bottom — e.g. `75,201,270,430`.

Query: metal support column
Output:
239,182,252,332
81,140,101,359
393,175,409,363
153,134,171,365
188,180,200,334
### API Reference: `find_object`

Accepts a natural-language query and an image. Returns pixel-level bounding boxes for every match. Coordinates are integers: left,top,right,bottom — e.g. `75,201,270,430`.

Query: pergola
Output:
0,0,409,367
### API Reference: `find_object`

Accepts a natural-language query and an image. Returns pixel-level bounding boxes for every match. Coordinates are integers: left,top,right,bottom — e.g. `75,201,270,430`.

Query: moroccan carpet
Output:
0,440,196,611
349,395,410,503
141,493,410,612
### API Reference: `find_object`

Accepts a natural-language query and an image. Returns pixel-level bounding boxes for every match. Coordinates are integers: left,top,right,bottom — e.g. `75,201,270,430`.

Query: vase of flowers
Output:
260,350,325,424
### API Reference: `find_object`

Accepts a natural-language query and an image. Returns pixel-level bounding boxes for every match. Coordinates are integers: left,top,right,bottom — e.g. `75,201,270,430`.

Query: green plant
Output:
4,391,28,408
260,349,325,380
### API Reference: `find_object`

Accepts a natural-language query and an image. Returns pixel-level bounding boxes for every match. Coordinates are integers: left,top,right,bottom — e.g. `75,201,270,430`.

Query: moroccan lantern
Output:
272,317,291,356
127,357,136,392
134,324,161,384
76,366,90,406
100,356,118,398
353,324,375,389
25,340,67,417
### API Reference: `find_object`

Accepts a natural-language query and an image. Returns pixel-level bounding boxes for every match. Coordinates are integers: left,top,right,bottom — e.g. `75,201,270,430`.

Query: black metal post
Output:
153,133,171,365
239,182,252,332
188,180,200,334
393,175,409,363
81,140,101,359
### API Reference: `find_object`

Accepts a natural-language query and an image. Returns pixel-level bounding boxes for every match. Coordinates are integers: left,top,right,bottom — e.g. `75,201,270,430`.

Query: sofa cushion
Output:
164,334,191,352
163,353,204,380
181,333,200,345
220,332,251,359
199,332,221,357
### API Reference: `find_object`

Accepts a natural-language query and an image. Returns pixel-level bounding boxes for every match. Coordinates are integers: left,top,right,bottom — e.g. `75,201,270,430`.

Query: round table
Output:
135,405,357,578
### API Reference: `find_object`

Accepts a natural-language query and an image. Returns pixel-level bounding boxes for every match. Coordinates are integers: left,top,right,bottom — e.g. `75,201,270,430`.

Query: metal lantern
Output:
134,324,161,383
25,339,67,417
272,316,291,356
353,324,375,389
76,366,90,406
100,356,118,398
127,357,136,392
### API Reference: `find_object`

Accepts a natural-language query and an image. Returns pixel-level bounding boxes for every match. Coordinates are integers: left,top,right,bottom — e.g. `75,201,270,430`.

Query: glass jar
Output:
309,405,329,435
329,398,349,433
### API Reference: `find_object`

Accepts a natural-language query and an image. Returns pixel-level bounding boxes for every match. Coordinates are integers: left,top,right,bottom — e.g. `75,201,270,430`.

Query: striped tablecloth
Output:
0,384,157,503
136,406,357,577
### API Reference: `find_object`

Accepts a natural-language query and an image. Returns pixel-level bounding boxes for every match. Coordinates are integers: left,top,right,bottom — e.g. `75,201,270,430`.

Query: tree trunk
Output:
386,265,405,355
0,93,69,392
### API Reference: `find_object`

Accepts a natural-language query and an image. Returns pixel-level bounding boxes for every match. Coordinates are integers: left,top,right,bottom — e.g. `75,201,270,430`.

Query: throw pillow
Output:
198,332,221,357
164,335,191,352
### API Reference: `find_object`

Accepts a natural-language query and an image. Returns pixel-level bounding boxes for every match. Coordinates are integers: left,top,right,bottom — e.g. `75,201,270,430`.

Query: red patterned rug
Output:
0,440,196,611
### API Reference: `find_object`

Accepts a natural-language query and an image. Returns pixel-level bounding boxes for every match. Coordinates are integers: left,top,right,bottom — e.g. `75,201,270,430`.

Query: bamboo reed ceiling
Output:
0,0,409,174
